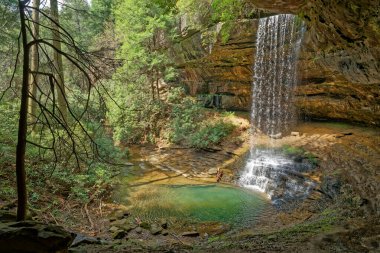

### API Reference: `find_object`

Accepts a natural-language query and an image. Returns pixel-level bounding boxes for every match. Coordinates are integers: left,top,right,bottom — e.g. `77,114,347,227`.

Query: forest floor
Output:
1,113,379,252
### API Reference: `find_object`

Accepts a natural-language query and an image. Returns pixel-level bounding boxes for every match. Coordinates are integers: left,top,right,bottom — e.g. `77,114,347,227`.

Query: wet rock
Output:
181,231,199,237
0,221,74,253
321,176,342,199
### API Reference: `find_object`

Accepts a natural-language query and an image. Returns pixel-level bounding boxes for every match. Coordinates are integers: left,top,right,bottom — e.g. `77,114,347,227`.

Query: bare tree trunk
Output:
28,0,40,127
50,0,67,122
16,0,30,221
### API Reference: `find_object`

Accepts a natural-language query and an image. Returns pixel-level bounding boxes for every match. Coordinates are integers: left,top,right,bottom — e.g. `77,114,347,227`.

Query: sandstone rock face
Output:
301,0,380,85
173,0,380,126
171,20,257,111
296,0,380,125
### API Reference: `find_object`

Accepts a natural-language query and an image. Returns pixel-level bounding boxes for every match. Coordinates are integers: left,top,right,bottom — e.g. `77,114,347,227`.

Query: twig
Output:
50,212,59,225
170,233,187,245
84,203,94,229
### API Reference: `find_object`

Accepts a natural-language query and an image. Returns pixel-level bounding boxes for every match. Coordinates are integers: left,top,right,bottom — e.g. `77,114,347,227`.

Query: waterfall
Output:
239,14,311,202
252,14,304,136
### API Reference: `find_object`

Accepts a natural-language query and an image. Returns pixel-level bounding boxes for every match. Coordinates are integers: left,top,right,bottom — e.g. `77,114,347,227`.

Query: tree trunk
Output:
27,0,40,127
16,0,30,221
50,0,67,122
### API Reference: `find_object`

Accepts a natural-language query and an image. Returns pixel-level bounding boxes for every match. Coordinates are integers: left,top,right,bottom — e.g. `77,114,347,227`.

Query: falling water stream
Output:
252,14,304,136
239,14,314,204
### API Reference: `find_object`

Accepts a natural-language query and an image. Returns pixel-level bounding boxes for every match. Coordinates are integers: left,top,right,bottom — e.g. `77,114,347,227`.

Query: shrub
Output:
189,121,235,149
106,80,167,144
168,97,203,144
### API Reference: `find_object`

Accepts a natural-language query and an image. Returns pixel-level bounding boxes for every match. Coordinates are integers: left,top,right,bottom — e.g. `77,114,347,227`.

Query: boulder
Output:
0,221,74,253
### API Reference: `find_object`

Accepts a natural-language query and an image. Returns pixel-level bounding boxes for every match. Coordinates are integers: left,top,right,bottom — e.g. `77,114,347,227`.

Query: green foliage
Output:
168,92,236,148
168,96,203,143
0,95,122,205
167,86,186,104
109,0,184,144
69,163,114,201
282,145,305,156
211,0,241,22
107,84,236,148
60,0,92,49
176,0,211,30
211,0,242,43
114,0,177,77
106,80,167,144
282,145,319,166
90,0,116,34
0,0,20,91
189,121,235,149
176,0,256,44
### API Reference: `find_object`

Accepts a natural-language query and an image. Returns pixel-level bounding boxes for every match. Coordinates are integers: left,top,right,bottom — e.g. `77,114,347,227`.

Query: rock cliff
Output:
173,0,380,125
